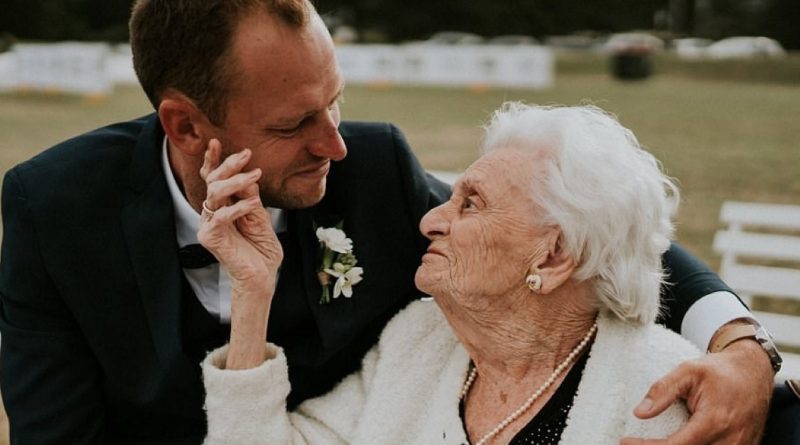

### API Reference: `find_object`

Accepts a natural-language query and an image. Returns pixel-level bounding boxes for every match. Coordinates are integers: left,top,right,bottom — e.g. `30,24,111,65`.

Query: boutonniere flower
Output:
316,225,363,304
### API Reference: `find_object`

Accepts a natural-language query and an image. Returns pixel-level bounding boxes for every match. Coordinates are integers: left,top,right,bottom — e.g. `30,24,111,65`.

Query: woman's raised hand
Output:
197,139,283,369
198,139,283,292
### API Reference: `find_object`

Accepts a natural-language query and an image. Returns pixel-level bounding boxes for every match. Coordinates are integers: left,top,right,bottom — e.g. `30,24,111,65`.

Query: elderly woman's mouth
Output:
424,247,446,257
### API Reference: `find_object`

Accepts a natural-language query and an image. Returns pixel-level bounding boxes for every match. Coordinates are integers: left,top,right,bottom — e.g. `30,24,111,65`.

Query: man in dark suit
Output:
0,0,777,444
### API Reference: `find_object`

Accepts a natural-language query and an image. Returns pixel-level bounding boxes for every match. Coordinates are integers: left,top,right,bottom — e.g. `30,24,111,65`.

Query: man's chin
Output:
260,181,326,210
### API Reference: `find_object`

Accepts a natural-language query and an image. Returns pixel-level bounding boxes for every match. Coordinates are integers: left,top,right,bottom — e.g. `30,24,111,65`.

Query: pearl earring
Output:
526,274,542,292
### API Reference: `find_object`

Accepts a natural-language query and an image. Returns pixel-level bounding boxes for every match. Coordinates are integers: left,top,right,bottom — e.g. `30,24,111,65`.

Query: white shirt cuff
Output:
680,291,752,351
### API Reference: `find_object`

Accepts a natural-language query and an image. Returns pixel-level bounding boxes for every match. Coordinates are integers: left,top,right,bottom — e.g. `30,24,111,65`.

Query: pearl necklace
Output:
460,320,598,445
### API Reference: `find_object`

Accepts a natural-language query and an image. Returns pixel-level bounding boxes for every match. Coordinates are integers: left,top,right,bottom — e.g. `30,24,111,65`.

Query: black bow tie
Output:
178,244,218,269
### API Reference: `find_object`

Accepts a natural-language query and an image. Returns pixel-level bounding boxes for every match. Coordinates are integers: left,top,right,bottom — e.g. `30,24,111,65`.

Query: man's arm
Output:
621,242,773,445
0,169,106,444
659,242,746,335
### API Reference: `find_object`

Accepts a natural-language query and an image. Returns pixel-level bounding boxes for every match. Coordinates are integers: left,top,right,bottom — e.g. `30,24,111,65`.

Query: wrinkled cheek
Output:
446,256,474,298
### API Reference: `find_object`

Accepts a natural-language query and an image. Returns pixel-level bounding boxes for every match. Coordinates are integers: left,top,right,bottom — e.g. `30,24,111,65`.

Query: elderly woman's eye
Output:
462,197,476,210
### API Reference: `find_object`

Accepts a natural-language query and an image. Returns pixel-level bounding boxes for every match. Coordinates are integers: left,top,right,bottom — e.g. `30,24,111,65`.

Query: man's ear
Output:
531,230,577,295
158,91,214,156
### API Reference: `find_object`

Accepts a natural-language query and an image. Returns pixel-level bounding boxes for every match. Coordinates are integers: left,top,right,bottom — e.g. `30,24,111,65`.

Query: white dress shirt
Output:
682,291,752,350
162,137,285,323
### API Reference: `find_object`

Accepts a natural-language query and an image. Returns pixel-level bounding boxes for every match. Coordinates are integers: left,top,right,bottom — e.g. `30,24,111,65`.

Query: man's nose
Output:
308,112,347,161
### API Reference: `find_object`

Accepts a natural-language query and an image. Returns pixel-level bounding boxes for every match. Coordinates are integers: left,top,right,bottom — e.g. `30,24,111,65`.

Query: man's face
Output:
213,12,347,209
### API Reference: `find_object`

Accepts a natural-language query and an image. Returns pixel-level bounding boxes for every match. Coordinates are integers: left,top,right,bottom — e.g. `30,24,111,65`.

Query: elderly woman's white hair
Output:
482,103,679,324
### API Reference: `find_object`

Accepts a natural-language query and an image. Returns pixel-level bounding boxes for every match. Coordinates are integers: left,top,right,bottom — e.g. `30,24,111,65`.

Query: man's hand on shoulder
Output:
620,337,772,445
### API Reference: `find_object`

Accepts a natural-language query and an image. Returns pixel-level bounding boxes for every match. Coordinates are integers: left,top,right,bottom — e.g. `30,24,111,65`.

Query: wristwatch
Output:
708,321,783,374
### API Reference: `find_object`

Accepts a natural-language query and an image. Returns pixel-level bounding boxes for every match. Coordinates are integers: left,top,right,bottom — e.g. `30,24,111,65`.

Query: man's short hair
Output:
130,0,312,125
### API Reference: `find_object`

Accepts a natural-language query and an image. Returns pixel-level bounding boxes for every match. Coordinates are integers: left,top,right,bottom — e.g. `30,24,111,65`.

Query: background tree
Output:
0,0,130,42
315,0,668,42
762,0,800,49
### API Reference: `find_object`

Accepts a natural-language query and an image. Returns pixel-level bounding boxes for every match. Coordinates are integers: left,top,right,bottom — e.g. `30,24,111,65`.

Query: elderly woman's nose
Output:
420,204,450,239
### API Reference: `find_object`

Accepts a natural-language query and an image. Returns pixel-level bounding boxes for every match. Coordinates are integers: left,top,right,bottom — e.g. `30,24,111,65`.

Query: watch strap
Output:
708,324,757,353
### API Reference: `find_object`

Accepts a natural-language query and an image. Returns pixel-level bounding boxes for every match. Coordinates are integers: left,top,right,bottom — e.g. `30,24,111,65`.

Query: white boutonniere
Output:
316,225,363,304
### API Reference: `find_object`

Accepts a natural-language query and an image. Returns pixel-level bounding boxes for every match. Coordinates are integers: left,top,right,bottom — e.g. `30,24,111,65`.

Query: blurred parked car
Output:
423,31,484,45
706,37,786,59
604,33,662,81
486,35,540,46
672,38,713,59
603,32,664,54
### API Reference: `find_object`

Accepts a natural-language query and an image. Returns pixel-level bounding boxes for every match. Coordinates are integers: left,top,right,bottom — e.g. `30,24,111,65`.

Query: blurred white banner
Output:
0,53,15,91
12,42,112,95
0,43,554,94
337,44,554,89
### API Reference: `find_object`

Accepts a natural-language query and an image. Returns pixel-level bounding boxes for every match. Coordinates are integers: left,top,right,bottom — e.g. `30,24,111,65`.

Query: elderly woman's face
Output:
416,146,554,304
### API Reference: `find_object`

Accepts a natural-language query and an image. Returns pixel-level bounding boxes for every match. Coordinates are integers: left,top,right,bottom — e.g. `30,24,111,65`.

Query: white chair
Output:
713,201,800,380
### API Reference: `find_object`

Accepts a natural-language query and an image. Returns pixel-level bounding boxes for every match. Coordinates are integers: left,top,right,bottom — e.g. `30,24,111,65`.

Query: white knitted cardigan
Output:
202,300,700,445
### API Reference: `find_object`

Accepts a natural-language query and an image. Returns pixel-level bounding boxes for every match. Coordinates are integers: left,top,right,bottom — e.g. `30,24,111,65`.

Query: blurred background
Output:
0,0,799,442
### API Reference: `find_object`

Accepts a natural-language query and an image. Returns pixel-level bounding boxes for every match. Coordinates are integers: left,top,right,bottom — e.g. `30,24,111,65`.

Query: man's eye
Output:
462,197,475,210
274,125,300,136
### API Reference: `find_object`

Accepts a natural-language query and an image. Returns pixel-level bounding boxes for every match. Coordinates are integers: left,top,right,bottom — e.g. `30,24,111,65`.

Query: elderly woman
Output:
198,104,700,444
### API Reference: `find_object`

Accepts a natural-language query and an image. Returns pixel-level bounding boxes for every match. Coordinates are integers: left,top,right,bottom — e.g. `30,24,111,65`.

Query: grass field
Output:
0,53,798,441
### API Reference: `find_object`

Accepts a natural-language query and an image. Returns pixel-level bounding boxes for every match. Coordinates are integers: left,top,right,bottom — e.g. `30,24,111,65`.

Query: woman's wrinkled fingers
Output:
206,148,252,184
205,168,262,212
200,138,223,182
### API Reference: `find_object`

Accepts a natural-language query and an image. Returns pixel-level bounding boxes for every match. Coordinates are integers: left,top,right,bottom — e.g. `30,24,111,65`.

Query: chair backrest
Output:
713,201,800,380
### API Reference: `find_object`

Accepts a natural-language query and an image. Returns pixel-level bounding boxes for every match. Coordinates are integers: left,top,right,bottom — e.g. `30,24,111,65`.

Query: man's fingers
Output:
635,364,699,419
620,411,724,445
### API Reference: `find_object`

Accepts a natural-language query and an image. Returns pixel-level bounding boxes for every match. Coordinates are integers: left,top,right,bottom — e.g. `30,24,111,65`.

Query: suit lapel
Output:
120,115,186,369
